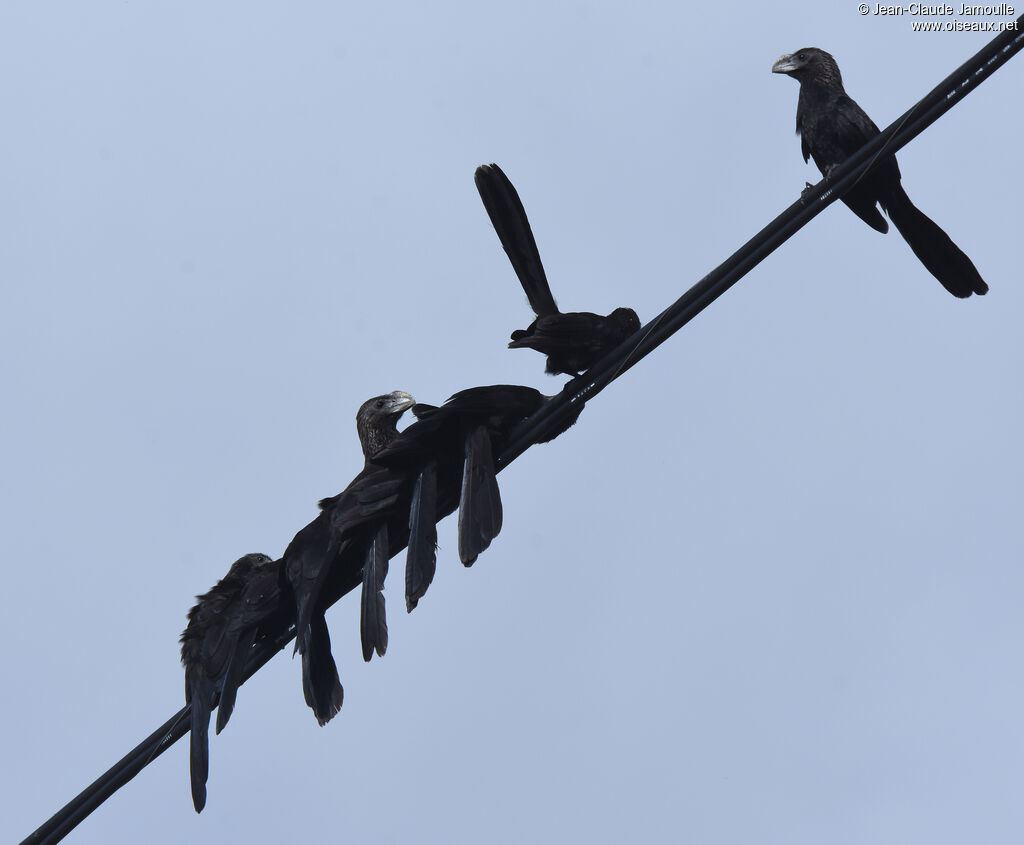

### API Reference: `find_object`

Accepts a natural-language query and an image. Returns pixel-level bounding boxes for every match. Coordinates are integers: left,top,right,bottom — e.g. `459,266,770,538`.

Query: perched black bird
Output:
374,385,583,597
180,552,285,812
283,390,415,724
772,48,987,298
287,386,579,723
474,163,641,374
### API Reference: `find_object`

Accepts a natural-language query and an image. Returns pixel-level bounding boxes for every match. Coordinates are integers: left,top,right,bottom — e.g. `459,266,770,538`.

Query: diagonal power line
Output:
22,17,1024,845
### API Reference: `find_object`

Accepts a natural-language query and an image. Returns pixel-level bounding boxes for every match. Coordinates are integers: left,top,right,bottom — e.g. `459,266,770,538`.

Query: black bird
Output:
474,163,641,374
772,48,987,298
288,386,578,722
374,384,583,602
283,390,415,724
180,552,285,812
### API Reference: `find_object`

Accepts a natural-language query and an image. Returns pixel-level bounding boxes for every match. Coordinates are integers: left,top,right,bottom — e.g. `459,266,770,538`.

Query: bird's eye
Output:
376,400,386,409
797,52,806,61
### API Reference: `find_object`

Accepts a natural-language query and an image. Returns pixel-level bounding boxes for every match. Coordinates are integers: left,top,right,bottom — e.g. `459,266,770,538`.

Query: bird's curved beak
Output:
386,391,416,414
772,54,799,74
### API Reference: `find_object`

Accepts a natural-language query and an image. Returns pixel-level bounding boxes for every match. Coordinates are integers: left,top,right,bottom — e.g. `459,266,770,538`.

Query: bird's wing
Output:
360,522,390,661
215,563,282,734
406,460,438,612
458,425,502,565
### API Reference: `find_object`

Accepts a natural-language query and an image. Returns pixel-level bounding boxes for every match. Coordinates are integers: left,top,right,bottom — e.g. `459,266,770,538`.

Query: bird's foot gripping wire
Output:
801,179,835,203
804,178,840,201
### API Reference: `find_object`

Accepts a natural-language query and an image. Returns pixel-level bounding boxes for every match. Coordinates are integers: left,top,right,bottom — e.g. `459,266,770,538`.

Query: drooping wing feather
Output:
302,614,344,726
360,522,390,661
215,561,282,734
289,470,402,655
406,461,438,612
187,669,212,813
458,425,503,565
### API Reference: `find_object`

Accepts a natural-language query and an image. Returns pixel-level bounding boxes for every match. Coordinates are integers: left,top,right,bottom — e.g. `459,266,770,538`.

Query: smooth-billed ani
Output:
475,163,642,374
373,384,582,607
180,552,285,812
772,47,987,298
282,390,414,724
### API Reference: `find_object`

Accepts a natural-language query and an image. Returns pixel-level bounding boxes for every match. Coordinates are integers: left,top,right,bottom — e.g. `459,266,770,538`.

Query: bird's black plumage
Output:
360,522,390,661
374,385,582,572
282,390,414,724
286,385,578,721
458,424,502,566
474,163,642,374
405,459,438,612
772,47,987,298
180,552,284,812
326,468,409,666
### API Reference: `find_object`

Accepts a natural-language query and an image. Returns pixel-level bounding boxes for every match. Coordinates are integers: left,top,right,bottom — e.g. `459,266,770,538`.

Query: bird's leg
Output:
802,164,840,201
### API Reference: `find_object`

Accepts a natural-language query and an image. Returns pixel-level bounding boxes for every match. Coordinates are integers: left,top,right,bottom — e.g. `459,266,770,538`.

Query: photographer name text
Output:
868,3,1013,14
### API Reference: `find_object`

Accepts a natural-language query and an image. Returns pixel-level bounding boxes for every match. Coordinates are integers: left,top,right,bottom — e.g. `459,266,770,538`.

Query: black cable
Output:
21,624,298,845
22,17,1023,845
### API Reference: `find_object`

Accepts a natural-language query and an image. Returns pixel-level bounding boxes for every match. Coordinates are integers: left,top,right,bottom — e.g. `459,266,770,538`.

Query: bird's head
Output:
772,47,842,86
611,307,641,336
356,390,416,459
241,552,275,567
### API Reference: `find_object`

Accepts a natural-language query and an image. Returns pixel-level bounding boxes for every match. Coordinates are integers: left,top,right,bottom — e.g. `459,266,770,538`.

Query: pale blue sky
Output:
3,3,1021,843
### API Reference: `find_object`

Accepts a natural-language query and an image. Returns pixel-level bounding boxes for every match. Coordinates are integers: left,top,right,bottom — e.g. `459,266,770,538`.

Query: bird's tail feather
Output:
406,461,438,612
458,426,503,565
188,674,211,813
885,184,988,298
215,628,257,735
474,163,559,316
360,523,390,661
301,615,344,725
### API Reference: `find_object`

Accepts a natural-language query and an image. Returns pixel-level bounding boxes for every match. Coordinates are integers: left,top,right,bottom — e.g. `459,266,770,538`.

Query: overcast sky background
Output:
3,3,1021,843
